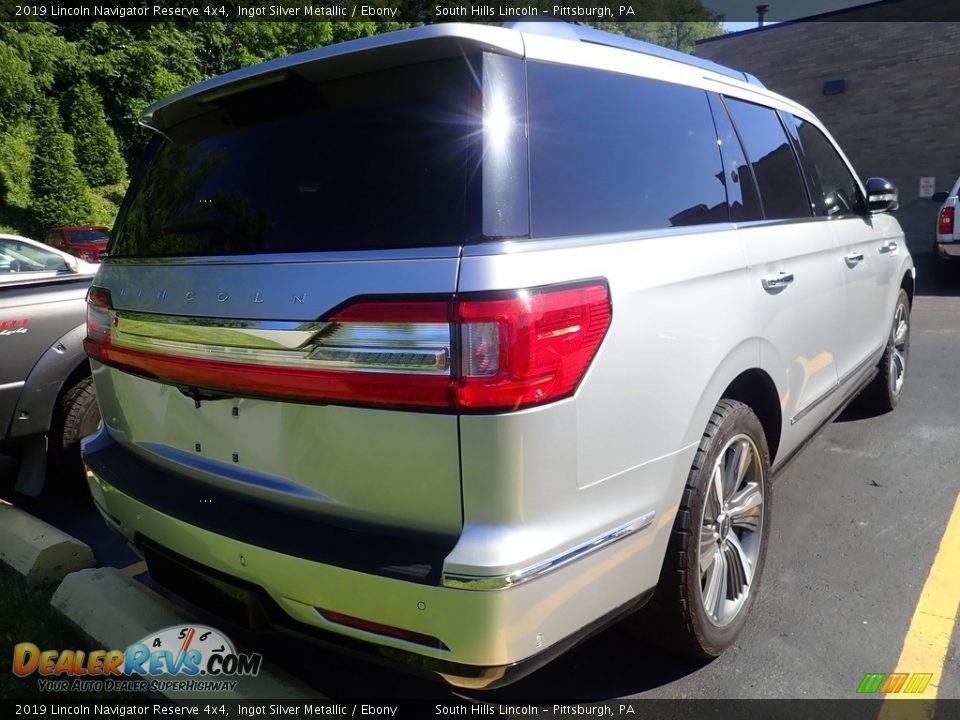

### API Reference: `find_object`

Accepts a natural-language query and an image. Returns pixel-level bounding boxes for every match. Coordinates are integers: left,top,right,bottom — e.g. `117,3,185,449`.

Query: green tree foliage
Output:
0,122,34,209
0,44,35,131
0,122,35,233
619,21,725,54
227,21,334,67
29,97,93,229
0,22,76,94
78,22,205,165
65,81,126,187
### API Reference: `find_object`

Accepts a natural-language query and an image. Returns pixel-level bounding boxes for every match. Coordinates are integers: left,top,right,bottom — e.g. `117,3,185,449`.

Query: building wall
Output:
696,18,960,241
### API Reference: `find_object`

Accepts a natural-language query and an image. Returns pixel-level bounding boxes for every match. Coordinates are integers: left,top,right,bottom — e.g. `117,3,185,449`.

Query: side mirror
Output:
932,191,949,203
865,177,898,213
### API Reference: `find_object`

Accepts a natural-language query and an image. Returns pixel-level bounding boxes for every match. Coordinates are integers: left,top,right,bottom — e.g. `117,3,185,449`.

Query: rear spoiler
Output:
139,24,524,133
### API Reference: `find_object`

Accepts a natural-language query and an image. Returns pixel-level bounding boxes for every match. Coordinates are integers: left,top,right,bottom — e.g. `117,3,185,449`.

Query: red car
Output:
44,226,108,263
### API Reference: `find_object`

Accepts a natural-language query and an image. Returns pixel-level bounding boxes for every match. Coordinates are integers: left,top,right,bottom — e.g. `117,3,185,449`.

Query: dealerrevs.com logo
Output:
13,625,263,693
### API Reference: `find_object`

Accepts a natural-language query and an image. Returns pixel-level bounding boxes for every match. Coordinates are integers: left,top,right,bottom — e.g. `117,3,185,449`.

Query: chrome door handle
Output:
879,241,899,255
844,252,865,265
761,272,795,290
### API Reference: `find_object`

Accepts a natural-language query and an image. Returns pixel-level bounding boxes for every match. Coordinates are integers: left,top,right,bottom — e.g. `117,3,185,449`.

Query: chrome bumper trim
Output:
442,511,656,591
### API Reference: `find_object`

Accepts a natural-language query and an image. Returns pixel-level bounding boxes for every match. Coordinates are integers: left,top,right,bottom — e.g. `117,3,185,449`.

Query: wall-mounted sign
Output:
919,176,936,198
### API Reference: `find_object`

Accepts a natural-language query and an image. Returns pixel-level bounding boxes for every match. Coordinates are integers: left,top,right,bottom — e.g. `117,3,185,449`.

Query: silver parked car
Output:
0,234,100,493
81,22,914,687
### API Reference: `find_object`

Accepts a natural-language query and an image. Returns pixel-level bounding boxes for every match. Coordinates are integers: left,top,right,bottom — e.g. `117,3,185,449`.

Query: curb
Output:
52,567,320,700
0,503,95,587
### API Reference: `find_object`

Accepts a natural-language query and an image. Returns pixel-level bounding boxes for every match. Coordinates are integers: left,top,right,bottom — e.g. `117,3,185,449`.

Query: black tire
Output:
860,288,910,413
48,375,101,476
636,399,771,658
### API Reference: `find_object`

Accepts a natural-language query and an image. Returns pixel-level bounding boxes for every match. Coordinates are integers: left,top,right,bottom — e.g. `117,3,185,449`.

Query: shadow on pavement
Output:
0,461,138,569
464,625,712,702
159,582,711,701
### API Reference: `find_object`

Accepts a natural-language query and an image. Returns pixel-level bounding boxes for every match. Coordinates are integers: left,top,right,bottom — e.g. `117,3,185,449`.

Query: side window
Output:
707,93,763,222
527,63,728,237
723,97,811,221
0,239,68,275
790,116,864,217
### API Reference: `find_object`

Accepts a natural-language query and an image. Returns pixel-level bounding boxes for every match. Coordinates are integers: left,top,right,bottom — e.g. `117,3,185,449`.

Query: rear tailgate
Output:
89,256,462,538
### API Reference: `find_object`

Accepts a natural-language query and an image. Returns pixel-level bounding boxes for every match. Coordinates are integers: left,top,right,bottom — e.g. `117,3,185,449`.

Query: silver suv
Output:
82,22,914,687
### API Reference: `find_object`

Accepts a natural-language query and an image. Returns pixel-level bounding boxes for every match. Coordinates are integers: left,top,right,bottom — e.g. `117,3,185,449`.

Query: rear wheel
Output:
640,400,771,657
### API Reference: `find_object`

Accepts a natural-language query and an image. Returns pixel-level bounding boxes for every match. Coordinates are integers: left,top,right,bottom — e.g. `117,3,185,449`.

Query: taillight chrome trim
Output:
442,511,656,591
107,311,452,375
114,311,328,349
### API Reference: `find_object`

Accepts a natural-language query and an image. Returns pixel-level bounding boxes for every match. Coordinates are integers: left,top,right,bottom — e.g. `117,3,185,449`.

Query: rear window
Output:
67,229,109,244
110,58,483,258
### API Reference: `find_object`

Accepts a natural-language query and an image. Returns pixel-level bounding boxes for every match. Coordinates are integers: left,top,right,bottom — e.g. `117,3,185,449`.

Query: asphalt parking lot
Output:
3,228,958,702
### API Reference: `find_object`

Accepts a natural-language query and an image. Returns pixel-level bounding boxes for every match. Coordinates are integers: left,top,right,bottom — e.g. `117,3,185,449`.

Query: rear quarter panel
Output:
452,226,758,587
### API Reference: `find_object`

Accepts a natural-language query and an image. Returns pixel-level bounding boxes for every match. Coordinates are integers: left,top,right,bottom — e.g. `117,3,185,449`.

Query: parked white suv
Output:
81,22,914,687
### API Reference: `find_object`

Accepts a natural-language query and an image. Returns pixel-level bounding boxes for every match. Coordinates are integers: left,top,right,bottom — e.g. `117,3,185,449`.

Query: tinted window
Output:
707,94,763,222
790,116,864,217
527,63,727,237
724,98,811,220
67,229,109,244
110,58,482,258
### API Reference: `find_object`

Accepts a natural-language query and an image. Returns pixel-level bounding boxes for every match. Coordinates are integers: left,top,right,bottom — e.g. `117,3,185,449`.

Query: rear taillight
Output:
939,206,955,235
454,283,612,411
84,281,611,413
85,287,114,346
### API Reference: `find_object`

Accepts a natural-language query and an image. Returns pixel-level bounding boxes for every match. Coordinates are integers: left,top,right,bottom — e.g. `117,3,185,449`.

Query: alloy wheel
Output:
699,434,765,628
889,302,909,398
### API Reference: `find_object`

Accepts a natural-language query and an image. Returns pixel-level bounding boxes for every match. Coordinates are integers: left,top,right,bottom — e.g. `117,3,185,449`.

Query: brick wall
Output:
696,13,960,241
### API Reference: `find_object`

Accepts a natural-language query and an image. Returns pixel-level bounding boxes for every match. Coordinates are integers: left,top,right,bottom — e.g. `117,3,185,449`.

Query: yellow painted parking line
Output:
120,560,147,578
878,487,960,720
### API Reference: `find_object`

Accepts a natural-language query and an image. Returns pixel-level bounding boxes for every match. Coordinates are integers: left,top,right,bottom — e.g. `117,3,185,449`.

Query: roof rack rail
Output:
503,21,765,88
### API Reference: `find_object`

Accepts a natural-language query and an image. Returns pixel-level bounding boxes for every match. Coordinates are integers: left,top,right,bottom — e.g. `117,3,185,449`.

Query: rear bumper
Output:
134,535,652,689
935,239,960,258
81,432,456,585
82,428,660,685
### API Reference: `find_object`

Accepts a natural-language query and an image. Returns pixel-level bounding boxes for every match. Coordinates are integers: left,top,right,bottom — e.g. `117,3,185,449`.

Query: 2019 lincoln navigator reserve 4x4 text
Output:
81,22,914,688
